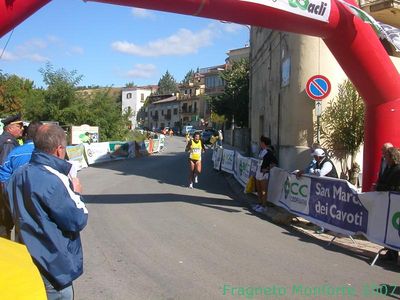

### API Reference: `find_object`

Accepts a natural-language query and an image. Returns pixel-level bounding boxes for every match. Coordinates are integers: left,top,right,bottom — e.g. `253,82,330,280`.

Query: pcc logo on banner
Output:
280,175,311,215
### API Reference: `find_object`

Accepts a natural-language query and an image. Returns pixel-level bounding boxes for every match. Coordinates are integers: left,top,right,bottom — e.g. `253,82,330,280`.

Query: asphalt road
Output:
75,136,399,300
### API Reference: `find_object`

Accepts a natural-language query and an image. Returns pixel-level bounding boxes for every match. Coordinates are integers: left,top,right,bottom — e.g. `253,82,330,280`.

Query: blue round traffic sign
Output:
306,75,331,100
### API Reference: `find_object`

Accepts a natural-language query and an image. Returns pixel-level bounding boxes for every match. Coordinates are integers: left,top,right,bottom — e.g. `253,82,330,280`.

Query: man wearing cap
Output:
0,114,24,239
309,148,338,178
0,114,24,164
295,146,338,234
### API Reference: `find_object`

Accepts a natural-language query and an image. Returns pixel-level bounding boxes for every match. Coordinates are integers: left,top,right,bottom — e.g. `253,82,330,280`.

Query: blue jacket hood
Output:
30,149,72,176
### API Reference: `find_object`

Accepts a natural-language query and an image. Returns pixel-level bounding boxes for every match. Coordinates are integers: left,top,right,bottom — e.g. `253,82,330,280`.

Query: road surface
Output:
75,136,399,299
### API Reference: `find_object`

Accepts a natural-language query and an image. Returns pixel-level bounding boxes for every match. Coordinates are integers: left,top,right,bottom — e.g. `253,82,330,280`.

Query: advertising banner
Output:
152,139,160,153
66,144,88,170
139,141,149,155
70,124,99,145
213,147,223,171
221,149,235,174
250,158,260,178
109,142,134,159
357,192,400,251
240,0,331,23
159,135,166,150
384,193,400,250
84,142,111,165
234,153,252,187
268,167,400,250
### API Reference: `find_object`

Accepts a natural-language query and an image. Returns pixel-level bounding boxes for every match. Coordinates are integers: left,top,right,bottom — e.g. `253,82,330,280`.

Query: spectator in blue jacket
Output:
0,121,42,183
7,124,88,300
0,121,42,240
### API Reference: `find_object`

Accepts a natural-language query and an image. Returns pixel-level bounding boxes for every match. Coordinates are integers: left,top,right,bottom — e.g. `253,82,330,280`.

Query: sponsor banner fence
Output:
214,147,400,251
234,153,252,187
269,168,368,236
159,135,166,150
269,168,400,250
83,142,111,165
66,144,88,170
221,149,235,174
153,139,161,153
213,147,223,171
109,142,135,159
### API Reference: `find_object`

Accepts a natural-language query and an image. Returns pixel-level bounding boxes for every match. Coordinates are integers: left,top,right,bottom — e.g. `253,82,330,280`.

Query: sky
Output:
0,0,249,88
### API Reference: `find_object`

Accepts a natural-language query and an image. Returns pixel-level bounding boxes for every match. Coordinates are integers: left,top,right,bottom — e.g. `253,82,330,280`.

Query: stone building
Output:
250,13,400,178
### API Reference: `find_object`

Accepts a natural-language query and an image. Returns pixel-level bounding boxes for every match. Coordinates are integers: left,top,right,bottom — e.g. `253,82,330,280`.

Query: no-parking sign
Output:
306,75,331,100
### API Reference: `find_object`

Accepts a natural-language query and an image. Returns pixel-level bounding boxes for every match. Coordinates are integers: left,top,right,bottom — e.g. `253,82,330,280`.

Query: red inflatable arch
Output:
1,0,400,191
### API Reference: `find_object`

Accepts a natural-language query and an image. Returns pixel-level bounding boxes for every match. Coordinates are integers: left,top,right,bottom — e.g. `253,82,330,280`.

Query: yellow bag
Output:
245,176,255,193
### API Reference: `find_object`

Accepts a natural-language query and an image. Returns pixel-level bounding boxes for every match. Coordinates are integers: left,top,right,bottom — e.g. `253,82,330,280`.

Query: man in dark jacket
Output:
310,148,339,178
7,124,88,300
0,113,24,239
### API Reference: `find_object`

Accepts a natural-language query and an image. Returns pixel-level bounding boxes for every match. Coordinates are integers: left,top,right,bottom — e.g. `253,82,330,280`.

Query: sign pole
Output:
315,101,322,144
306,75,330,145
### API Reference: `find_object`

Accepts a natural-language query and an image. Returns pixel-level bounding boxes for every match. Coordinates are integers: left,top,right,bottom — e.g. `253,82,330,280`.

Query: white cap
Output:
311,148,325,157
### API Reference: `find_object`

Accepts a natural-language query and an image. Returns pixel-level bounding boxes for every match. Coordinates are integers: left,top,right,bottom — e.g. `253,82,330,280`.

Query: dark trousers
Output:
0,184,13,239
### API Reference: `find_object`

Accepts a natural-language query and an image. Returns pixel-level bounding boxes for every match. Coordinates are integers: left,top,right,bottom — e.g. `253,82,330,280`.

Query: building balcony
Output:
180,109,197,115
359,0,400,27
205,86,225,96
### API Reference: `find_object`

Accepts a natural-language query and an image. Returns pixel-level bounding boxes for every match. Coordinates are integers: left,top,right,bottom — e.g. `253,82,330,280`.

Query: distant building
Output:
176,73,207,128
200,65,226,97
121,85,158,129
249,14,400,175
147,96,180,131
226,46,250,64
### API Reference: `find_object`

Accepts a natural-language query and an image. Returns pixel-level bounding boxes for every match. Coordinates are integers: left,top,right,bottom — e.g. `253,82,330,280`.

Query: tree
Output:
156,71,177,95
0,71,34,116
83,89,131,141
22,88,47,121
35,64,130,141
210,59,249,127
125,82,136,88
182,69,195,84
319,79,365,183
39,63,83,122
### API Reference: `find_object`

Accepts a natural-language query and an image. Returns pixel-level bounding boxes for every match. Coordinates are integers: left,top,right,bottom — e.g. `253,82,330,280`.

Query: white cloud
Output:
26,38,48,49
220,22,248,33
0,50,48,62
111,28,213,57
1,50,18,61
68,46,84,55
23,53,49,62
131,8,155,19
16,38,48,53
125,64,157,78
2,35,84,62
